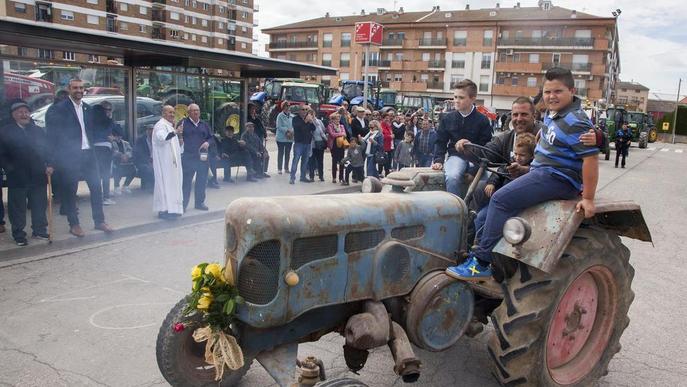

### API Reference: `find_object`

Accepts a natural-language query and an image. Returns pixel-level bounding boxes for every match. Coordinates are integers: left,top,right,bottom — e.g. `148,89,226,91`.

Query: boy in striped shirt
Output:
447,67,599,280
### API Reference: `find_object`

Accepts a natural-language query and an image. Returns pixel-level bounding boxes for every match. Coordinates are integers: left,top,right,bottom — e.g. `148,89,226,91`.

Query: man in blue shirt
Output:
615,122,631,168
179,104,212,211
446,67,600,280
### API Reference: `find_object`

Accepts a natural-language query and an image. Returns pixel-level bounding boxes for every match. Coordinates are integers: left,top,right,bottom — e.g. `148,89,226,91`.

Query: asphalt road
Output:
1,142,686,387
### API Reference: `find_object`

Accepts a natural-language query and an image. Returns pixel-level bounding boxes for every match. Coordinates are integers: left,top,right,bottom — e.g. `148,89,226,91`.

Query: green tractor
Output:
606,108,656,149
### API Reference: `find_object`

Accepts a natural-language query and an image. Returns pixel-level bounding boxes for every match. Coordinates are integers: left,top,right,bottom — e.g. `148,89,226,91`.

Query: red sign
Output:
355,22,383,45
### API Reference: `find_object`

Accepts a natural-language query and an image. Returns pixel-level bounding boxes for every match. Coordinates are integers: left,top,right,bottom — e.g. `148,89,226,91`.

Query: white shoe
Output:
113,187,122,195
103,198,116,205
123,187,132,194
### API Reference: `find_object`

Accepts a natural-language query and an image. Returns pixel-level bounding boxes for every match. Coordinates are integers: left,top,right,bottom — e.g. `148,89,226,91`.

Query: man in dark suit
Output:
46,78,114,237
178,103,212,211
134,124,155,191
0,101,50,246
350,106,369,141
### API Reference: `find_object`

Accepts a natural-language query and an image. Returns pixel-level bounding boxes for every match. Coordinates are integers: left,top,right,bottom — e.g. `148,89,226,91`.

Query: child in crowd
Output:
394,131,415,170
473,133,536,243
111,134,135,194
446,67,600,280
340,137,365,185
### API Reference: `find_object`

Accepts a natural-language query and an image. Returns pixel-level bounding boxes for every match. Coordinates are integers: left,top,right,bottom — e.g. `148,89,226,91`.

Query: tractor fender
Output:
250,91,266,103
349,96,365,106
493,199,652,273
329,95,345,105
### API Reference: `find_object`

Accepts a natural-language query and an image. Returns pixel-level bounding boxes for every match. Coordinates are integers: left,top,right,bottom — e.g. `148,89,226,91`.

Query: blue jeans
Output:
366,156,378,178
444,155,470,197
290,142,311,181
416,154,433,168
474,206,488,242
473,168,580,263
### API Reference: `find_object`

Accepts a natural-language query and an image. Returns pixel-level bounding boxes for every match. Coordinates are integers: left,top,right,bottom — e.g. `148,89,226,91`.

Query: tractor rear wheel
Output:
638,132,648,149
487,226,634,386
648,128,658,143
156,298,253,387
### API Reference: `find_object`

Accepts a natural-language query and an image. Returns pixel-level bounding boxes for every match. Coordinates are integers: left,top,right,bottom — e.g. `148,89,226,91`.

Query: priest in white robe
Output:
152,105,184,219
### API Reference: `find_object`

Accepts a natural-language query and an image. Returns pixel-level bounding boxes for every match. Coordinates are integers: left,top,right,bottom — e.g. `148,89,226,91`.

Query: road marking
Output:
676,149,684,153
648,147,656,151
660,148,670,152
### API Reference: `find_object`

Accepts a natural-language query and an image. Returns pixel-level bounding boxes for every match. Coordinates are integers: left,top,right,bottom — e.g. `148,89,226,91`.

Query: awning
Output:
0,19,336,78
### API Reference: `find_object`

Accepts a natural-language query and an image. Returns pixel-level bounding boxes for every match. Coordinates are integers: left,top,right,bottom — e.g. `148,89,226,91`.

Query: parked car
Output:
31,95,161,139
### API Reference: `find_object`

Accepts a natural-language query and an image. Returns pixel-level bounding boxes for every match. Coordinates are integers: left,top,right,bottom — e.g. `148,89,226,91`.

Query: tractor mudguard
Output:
329,95,345,105
250,91,266,103
493,199,652,273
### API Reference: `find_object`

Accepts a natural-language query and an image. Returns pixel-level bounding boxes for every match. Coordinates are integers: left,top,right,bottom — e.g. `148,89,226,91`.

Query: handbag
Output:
374,150,387,164
336,136,350,148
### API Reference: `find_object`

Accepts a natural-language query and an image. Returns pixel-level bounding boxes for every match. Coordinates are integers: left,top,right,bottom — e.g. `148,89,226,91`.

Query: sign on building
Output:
663,122,670,131
355,22,383,45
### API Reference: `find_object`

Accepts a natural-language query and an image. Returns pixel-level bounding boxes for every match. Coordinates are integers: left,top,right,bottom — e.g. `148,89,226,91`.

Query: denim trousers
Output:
444,155,470,197
290,142,311,181
472,168,580,263
365,156,378,178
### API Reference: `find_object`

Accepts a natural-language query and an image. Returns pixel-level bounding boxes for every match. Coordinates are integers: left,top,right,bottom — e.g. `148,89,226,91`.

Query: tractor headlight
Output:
503,217,531,245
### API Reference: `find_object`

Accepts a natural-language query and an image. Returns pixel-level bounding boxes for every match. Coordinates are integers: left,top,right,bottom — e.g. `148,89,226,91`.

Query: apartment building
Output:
0,0,258,62
614,81,649,112
263,1,619,110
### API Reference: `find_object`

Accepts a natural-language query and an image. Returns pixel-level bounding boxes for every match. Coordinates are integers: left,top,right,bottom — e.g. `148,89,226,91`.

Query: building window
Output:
62,51,75,61
483,30,493,46
340,53,350,67
184,33,189,39
139,5,147,14
202,35,208,43
452,53,465,68
341,32,351,47
192,1,197,7
201,19,207,26
219,6,224,13
192,34,197,41
218,22,223,29
241,42,247,49
120,22,128,30
170,30,179,38
481,53,492,69
529,54,539,63
18,47,29,56
394,73,403,82
170,12,179,20
36,3,52,22
38,49,53,59
322,33,333,47
192,17,196,24
120,2,127,11
60,10,74,21
451,74,464,87
527,77,537,88
421,52,430,61
106,16,116,31
14,2,26,13
218,38,223,44
241,11,247,18
340,72,350,81
479,75,490,92
185,15,189,23
495,76,505,85
87,15,99,24
203,3,208,10
453,30,467,46
87,0,98,4
511,76,519,87
88,54,100,63
394,52,404,61
322,53,332,66
185,0,189,6
242,26,247,32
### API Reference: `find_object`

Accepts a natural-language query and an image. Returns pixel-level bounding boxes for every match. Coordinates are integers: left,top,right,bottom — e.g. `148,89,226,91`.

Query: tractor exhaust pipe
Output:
388,321,421,383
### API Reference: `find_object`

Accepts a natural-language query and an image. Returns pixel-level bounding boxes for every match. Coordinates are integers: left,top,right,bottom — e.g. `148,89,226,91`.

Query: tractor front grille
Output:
345,230,385,253
238,240,281,305
291,235,338,269
391,225,425,241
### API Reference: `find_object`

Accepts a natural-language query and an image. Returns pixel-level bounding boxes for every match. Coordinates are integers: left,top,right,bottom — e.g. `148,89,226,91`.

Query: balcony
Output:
106,0,117,13
377,60,391,68
493,84,540,97
498,37,595,48
495,62,543,73
268,41,318,50
419,37,447,47
361,59,389,67
151,10,166,22
35,2,52,22
151,0,166,6
152,27,166,40
428,60,446,69
426,81,445,90
390,81,427,93
381,38,404,47
543,62,593,72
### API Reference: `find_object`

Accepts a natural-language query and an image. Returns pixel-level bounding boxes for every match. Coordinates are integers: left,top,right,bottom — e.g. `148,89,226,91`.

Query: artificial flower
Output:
198,294,213,310
205,263,224,282
191,265,202,280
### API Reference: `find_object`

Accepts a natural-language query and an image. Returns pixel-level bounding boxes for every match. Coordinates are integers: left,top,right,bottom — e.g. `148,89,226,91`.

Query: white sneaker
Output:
123,187,132,194
113,187,122,195
103,198,116,205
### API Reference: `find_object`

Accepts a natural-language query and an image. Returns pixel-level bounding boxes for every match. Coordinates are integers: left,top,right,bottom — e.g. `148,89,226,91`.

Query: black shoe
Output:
247,176,258,182
621,165,625,168
223,178,235,183
158,211,169,219
255,174,264,179
32,232,50,240
289,179,295,185
262,173,271,178
300,178,314,183
208,182,221,189
195,204,209,211
16,238,28,246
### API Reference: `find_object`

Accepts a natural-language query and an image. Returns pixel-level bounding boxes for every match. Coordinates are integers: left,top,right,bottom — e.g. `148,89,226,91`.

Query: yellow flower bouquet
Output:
180,262,245,380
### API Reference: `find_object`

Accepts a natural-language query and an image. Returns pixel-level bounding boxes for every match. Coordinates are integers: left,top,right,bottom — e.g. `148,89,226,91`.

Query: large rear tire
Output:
487,226,634,386
638,132,648,149
648,128,658,143
156,298,253,387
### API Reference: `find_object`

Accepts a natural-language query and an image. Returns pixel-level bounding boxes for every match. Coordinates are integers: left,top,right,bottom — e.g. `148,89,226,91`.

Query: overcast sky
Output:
255,0,687,100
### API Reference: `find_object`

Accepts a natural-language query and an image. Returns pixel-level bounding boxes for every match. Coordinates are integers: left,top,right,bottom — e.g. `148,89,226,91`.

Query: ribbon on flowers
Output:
192,326,245,380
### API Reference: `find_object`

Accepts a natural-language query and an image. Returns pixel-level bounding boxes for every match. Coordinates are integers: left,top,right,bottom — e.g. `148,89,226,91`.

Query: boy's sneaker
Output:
32,232,50,240
103,198,116,205
113,187,122,195
445,255,492,281
16,238,28,246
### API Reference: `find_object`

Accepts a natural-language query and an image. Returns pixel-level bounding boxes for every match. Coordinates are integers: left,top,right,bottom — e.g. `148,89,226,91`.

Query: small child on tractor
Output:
473,133,536,244
446,67,600,280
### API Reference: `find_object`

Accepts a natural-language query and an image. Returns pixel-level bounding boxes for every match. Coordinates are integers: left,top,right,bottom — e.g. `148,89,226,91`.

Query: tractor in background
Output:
329,80,398,112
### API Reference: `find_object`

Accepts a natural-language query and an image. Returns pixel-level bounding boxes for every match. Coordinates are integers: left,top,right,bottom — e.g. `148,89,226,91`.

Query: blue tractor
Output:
329,80,397,111
157,145,650,386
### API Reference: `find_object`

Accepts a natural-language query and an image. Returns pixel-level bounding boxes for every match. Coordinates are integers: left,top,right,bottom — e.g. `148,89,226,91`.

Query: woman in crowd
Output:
378,111,394,177
275,102,293,175
308,110,328,182
362,120,383,178
326,112,347,183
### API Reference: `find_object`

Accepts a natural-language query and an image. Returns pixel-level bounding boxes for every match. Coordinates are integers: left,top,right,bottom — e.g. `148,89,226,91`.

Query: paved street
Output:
1,141,686,387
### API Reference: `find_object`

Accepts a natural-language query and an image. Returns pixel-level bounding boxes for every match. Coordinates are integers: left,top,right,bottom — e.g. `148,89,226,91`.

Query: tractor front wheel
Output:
156,298,253,387
487,226,634,386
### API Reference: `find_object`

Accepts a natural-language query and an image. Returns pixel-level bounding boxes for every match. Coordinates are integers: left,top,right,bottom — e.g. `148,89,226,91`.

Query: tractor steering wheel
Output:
462,143,512,179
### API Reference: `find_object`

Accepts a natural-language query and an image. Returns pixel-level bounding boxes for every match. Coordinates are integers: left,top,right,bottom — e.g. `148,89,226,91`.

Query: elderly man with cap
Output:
0,101,50,246
289,105,316,184
350,106,369,141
